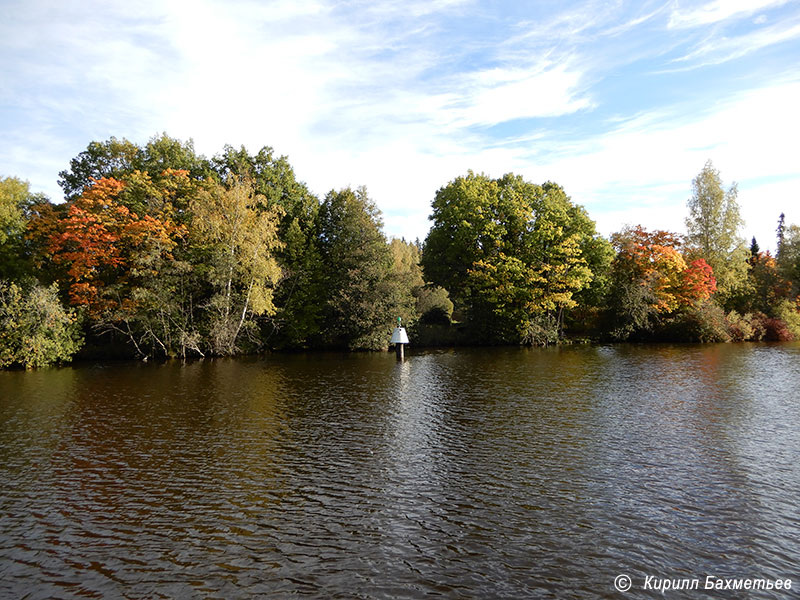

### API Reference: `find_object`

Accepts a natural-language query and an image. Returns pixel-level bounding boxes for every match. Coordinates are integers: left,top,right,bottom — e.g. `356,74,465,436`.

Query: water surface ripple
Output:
1,344,799,598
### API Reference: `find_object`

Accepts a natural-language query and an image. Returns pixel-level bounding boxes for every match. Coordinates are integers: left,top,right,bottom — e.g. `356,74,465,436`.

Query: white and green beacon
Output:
391,317,409,360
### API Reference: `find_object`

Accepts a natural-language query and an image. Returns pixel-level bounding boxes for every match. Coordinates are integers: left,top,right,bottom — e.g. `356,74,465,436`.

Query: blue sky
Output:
2,0,799,249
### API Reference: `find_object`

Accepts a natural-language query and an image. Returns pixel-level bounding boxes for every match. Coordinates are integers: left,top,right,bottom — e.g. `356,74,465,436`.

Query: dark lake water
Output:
1,344,799,599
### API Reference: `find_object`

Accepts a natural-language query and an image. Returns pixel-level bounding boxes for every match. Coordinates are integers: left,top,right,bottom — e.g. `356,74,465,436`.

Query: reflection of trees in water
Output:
2,347,800,597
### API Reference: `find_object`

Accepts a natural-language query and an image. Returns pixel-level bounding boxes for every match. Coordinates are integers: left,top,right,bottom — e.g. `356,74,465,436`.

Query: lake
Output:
1,344,799,598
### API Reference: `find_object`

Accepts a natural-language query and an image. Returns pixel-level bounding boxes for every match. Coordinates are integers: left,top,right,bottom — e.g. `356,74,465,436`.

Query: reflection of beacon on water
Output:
391,317,409,360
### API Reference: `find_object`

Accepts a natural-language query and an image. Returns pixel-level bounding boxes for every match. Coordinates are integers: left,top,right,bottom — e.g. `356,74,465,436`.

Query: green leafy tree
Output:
685,160,748,303
750,237,760,259
316,187,409,350
416,286,453,325
58,137,143,200
567,226,614,335
776,213,786,261
422,172,499,297
58,134,212,203
774,298,800,339
118,167,203,225
745,251,791,314
0,177,29,245
105,171,201,359
779,223,800,296
422,172,597,343
139,133,211,183
0,176,48,280
0,281,83,369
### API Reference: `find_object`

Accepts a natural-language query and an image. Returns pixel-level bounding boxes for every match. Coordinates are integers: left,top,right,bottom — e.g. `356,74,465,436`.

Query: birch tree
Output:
685,160,748,300
191,175,283,355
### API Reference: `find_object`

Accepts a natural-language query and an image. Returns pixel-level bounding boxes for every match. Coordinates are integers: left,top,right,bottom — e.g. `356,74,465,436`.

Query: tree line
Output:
2,135,799,368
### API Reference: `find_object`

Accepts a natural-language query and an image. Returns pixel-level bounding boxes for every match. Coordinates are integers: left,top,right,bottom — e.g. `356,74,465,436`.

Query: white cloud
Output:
517,78,800,249
359,0,473,19
448,64,592,126
669,0,790,28
671,19,800,65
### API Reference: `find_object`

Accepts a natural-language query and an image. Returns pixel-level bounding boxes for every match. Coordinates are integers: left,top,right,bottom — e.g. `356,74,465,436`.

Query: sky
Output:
2,0,799,250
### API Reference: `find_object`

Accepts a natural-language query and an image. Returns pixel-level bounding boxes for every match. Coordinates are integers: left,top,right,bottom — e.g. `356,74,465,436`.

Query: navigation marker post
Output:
391,317,409,361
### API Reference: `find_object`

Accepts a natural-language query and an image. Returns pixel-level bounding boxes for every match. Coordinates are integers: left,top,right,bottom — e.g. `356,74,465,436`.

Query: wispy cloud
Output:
670,17,800,66
601,4,668,37
1,0,799,250
668,0,790,28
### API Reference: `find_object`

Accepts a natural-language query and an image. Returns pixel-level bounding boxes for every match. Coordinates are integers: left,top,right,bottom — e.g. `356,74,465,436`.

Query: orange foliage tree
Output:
611,226,716,314
43,177,185,315
681,258,717,305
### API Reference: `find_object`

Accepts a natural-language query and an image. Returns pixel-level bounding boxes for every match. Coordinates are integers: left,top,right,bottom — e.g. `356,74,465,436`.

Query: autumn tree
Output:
32,176,194,357
190,174,283,355
681,259,718,305
44,178,180,309
389,238,426,325
685,160,748,303
607,226,716,340
53,135,328,355
212,145,325,348
46,177,132,309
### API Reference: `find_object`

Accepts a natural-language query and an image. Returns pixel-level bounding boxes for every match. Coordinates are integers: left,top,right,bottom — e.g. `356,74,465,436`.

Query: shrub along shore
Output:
2,135,800,368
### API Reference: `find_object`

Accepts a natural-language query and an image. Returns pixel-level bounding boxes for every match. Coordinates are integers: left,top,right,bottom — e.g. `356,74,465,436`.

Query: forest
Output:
2,134,800,368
